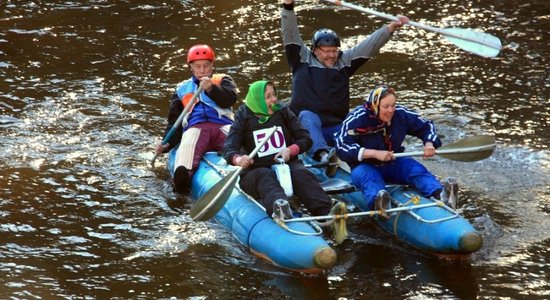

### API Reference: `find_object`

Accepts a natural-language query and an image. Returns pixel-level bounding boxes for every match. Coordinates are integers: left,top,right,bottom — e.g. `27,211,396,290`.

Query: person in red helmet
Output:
155,44,238,193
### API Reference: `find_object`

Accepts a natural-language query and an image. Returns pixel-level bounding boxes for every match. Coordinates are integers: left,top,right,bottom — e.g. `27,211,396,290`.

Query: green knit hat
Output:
245,80,281,123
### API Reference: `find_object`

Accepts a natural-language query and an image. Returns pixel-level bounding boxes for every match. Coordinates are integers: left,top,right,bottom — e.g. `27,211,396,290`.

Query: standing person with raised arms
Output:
280,0,408,175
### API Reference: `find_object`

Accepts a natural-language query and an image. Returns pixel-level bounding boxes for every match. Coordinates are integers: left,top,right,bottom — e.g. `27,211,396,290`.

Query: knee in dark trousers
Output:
290,165,332,216
240,167,287,216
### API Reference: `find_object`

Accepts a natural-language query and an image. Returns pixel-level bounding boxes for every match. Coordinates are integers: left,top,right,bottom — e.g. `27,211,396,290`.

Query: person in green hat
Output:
223,80,335,218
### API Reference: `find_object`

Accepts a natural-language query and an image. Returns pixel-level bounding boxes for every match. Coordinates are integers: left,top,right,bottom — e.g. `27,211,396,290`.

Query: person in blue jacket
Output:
280,0,408,174
334,85,457,215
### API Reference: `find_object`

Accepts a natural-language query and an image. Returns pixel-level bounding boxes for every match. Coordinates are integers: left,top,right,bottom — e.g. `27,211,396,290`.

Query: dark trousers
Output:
239,160,332,216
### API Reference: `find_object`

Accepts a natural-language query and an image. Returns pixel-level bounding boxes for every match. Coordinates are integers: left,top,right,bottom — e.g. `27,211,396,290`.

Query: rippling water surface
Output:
1,0,549,298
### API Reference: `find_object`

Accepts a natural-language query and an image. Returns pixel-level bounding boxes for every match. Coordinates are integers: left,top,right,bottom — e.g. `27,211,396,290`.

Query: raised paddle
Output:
190,126,279,221
393,135,496,162
322,0,502,58
151,87,203,167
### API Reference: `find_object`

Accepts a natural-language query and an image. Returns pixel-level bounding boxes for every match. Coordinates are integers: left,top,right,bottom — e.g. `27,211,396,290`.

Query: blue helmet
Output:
311,28,340,50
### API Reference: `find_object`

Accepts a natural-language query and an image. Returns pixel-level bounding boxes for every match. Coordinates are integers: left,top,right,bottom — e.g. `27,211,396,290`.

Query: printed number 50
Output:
258,129,285,153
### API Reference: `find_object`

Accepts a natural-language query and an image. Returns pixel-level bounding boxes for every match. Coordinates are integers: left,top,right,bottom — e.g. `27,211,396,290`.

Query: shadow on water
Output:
320,222,481,299
265,275,331,299
242,219,483,299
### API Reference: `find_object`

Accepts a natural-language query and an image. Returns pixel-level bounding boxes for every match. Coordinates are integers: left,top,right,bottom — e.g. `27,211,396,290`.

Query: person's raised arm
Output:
281,0,302,46
343,15,408,67
387,15,409,33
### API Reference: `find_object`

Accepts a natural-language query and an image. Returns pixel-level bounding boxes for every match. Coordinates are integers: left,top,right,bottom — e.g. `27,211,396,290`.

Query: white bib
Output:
253,126,287,158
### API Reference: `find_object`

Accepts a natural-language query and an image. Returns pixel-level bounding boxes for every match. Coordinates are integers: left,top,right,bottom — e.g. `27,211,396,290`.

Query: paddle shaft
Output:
191,126,279,221
321,0,501,51
393,144,496,159
285,201,441,223
303,162,339,168
340,135,495,161
151,87,203,167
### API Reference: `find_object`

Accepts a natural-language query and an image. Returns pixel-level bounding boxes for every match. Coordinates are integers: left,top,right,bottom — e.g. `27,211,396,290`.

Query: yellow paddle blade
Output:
189,168,240,221
437,135,496,162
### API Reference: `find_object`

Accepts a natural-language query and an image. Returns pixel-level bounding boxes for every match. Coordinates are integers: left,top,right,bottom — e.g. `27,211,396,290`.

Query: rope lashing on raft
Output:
272,217,324,236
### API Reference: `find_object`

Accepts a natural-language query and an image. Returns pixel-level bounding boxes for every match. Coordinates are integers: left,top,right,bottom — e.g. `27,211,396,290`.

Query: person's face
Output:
313,46,339,68
264,84,277,114
378,94,397,123
189,59,213,78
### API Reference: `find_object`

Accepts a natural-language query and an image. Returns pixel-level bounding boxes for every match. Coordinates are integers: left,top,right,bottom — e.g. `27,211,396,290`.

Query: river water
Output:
1,0,548,299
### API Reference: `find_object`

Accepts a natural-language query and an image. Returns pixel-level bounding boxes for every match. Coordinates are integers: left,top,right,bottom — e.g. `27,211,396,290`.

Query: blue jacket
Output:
335,104,442,166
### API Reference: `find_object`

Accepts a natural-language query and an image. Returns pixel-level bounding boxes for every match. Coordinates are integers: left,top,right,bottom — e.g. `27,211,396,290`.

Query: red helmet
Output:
187,44,215,64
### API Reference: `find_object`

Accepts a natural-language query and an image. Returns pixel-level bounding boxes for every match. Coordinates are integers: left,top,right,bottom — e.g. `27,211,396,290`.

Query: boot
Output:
173,166,191,194
374,190,391,221
319,148,338,177
440,177,459,209
271,199,293,221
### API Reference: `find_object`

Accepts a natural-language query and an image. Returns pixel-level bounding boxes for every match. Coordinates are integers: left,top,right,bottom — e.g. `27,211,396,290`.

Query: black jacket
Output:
223,104,312,169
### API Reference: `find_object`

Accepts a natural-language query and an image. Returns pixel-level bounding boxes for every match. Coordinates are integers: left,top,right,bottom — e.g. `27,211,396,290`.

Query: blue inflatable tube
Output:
168,150,336,273
304,157,483,257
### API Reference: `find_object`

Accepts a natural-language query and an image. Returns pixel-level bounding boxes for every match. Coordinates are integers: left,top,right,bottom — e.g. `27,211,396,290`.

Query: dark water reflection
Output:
1,0,549,298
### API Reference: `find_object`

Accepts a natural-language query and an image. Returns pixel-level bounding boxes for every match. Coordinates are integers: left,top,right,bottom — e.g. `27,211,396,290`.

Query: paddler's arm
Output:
286,108,312,153
360,149,395,162
403,107,442,156
334,108,372,164
281,0,309,72
343,16,408,67
156,92,184,154
222,107,252,167
200,75,238,108
281,0,300,46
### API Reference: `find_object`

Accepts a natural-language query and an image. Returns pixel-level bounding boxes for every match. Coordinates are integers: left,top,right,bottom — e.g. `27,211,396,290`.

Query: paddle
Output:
190,126,279,221
394,135,496,162
151,87,203,167
321,0,502,58
303,162,339,168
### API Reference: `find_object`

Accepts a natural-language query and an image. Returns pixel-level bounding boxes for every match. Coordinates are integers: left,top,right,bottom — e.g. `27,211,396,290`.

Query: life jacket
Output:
180,74,224,106
176,74,233,127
